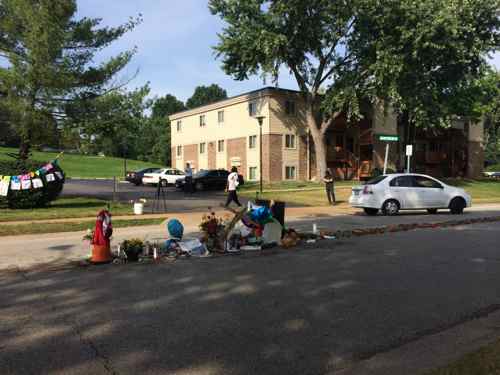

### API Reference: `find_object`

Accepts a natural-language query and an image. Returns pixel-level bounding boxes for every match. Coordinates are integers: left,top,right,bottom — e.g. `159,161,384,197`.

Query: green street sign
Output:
379,135,399,142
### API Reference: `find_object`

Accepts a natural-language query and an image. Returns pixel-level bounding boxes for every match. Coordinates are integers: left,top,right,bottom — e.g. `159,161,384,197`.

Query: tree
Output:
209,0,499,178
0,0,140,162
186,84,227,109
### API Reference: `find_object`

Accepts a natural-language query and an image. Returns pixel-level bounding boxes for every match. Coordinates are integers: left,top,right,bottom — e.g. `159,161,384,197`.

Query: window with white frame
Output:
176,120,182,132
249,167,257,181
248,102,257,117
217,140,225,153
218,110,224,124
176,145,182,157
199,143,206,154
285,100,296,115
285,166,296,180
285,134,296,149
248,135,257,149
199,115,206,127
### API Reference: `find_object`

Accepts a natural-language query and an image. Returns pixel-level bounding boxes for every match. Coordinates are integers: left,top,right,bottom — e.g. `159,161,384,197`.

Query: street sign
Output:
406,145,413,156
379,135,399,142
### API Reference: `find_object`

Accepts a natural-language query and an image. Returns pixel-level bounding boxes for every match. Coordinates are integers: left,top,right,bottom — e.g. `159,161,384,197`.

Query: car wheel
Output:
195,181,204,191
449,197,466,215
363,208,379,216
427,208,438,214
382,199,400,216
160,179,168,187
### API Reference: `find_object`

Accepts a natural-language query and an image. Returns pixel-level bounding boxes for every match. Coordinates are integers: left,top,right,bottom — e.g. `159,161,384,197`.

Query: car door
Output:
388,175,419,209
413,176,446,207
163,169,175,184
217,171,229,189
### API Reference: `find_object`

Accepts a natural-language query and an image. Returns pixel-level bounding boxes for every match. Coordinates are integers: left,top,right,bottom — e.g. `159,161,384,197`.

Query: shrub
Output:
0,159,65,209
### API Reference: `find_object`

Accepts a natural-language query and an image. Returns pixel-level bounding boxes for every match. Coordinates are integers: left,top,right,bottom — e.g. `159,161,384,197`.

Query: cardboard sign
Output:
10,180,21,190
21,179,32,190
0,179,9,196
32,178,44,189
46,173,55,182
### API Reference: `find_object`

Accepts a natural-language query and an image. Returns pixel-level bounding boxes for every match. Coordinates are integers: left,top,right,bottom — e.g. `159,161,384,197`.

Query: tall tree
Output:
209,0,499,178
0,0,140,161
186,84,227,109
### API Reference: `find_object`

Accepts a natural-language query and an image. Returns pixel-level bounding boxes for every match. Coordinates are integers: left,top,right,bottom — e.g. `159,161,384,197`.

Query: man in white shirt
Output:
225,166,242,207
184,163,193,194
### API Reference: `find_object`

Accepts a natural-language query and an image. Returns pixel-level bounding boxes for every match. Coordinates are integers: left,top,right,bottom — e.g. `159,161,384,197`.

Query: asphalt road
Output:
1,222,500,375
62,179,246,212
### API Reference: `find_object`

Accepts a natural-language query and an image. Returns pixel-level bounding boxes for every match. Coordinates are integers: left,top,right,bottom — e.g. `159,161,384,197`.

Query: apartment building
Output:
169,87,484,181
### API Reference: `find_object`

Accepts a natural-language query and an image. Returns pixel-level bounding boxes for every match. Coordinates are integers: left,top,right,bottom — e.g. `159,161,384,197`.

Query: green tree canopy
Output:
0,0,140,161
210,0,500,178
186,84,227,109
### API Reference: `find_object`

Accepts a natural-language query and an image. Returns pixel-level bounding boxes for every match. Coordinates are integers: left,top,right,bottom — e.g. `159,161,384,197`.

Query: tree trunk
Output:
306,104,328,180
18,136,31,161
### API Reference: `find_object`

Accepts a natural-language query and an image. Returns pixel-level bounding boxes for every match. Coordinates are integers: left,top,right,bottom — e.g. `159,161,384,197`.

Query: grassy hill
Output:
0,147,163,178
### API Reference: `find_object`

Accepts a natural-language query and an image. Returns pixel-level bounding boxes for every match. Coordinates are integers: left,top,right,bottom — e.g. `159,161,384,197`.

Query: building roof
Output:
169,86,301,121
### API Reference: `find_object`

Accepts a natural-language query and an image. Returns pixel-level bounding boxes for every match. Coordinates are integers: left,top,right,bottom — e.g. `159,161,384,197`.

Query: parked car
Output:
126,168,160,186
142,168,185,186
349,173,471,216
175,169,244,191
483,171,500,179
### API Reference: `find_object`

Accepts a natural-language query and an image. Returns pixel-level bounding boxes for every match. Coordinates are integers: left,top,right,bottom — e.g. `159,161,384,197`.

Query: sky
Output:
77,0,499,103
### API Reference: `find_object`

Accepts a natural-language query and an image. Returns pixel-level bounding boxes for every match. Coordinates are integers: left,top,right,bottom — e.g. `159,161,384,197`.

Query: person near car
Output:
184,163,193,194
225,166,242,207
323,169,335,205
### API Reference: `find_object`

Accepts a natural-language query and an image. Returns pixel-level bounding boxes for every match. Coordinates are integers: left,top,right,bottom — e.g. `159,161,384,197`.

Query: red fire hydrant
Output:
91,210,113,263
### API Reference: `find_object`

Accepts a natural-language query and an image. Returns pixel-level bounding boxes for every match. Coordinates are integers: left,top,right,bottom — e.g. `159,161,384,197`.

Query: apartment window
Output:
285,166,296,180
285,100,296,115
249,167,257,181
249,135,257,149
176,145,182,157
217,140,225,153
199,143,206,154
176,120,182,132
199,115,206,127
248,102,257,117
218,110,224,124
285,134,296,149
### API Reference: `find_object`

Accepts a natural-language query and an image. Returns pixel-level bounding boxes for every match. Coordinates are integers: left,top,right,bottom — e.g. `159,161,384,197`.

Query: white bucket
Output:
133,202,144,215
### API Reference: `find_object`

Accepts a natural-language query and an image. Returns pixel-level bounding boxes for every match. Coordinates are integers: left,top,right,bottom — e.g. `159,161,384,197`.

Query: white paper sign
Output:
32,178,44,189
46,173,55,182
55,171,63,180
0,180,9,196
10,180,21,190
21,179,32,190
406,145,413,156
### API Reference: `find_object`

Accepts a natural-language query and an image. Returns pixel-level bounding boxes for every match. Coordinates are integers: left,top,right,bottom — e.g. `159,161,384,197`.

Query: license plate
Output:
354,191,360,196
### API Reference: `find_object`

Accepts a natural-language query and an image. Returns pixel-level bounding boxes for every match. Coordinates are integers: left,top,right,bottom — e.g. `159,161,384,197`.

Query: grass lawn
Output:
0,218,165,237
0,197,135,222
0,146,163,178
486,163,500,171
240,179,500,207
426,338,500,375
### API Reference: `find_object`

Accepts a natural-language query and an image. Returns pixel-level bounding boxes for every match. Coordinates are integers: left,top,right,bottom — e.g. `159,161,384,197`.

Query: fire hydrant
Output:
91,210,113,263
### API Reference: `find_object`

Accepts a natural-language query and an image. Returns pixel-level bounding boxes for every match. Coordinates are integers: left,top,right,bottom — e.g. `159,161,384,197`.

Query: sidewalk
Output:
1,204,500,272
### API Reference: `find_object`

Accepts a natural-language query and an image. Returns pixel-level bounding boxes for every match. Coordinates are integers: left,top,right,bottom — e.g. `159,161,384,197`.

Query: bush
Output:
0,159,65,209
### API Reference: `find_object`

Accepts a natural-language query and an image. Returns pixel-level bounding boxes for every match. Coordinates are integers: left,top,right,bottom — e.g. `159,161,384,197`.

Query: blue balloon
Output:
167,219,184,240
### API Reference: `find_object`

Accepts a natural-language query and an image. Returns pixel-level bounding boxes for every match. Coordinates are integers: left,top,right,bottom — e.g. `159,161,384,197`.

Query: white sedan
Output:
349,173,471,216
142,168,185,186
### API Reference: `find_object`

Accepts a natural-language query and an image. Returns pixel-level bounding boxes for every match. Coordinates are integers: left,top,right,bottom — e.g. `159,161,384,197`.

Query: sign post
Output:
378,135,399,175
406,145,413,174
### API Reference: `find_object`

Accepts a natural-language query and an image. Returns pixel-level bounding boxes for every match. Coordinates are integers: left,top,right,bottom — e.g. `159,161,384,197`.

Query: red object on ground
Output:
91,210,113,263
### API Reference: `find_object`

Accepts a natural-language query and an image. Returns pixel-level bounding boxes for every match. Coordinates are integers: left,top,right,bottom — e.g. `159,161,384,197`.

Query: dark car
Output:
175,169,244,191
126,168,160,186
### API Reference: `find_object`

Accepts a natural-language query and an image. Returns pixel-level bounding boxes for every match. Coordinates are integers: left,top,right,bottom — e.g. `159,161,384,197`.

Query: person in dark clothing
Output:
225,166,242,207
184,163,193,194
323,169,335,205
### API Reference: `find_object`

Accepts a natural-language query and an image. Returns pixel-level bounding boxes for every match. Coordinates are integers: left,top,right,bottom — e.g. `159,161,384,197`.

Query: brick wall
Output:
183,144,198,171
208,142,216,170
227,137,247,178
262,134,283,181
170,147,176,168
298,135,308,180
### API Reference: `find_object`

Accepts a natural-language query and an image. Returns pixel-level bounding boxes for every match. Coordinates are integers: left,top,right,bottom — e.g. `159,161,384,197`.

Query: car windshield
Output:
194,170,209,178
364,175,388,185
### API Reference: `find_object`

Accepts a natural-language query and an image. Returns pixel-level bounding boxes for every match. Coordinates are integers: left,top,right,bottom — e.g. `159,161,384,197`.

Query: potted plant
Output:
120,238,144,262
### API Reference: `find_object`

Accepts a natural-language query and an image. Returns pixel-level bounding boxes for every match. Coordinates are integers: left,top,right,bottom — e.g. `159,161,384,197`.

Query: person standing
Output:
184,163,193,194
323,169,335,205
225,166,242,207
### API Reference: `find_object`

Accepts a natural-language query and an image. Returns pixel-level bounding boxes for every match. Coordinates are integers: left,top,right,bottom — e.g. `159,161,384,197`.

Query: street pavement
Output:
1,204,499,271
63,179,248,212
1,221,500,374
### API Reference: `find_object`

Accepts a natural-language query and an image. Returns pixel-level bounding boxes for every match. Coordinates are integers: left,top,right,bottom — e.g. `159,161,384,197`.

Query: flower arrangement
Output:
199,211,226,235
120,238,144,261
